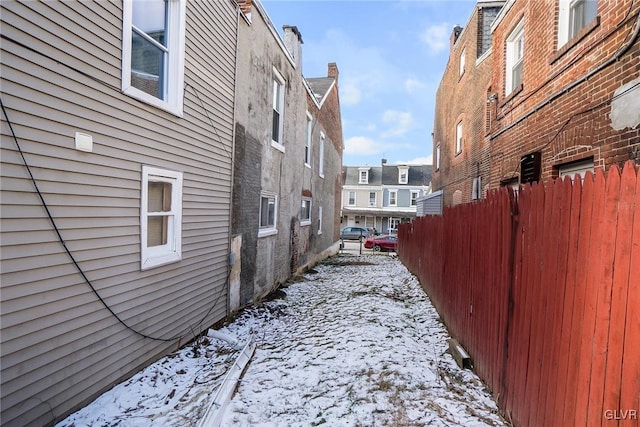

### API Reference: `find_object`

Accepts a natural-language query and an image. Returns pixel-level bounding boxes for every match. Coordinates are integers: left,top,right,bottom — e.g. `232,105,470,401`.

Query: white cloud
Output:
344,136,386,155
381,110,413,138
419,22,450,54
340,81,362,106
405,78,426,93
395,155,433,165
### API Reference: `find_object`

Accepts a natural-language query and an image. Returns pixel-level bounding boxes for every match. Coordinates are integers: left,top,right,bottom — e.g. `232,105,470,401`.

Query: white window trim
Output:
398,166,409,184
505,19,524,96
436,144,441,170
369,191,377,207
319,132,325,178
140,166,183,270
301,198,312,226
411,191,420,206
258,192,278,237
122,0,186,117
358,168,370,184
347,191,356,206
304,111,312,168
389,190,398,206
271,67,286,152
459,48,466,77
317,206,323,235
456,121,463,154
558,0,598,48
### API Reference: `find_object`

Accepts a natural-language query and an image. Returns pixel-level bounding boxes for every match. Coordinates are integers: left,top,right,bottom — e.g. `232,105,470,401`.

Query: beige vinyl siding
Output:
0,0,237,425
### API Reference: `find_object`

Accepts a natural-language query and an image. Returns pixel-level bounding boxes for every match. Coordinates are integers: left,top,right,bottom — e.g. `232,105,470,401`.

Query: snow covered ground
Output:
58,254,507,427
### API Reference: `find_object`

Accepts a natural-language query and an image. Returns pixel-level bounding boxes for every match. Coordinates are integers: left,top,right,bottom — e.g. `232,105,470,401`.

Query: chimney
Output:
381,158,387,166
450,25,463,50
328,62,339,80
283,25,303,69
236,0,252,16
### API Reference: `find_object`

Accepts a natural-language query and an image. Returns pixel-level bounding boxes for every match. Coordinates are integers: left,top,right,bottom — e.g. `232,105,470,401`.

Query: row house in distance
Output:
433,0,640,206
341,161,432,234
1,0,237,425
231,0,344,308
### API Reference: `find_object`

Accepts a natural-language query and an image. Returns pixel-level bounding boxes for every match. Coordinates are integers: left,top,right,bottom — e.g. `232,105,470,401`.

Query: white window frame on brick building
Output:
436,144,441,171
558,0,598,47
456,121,463,155
259,192,278,237
459,48,466,77
122,0,186,116
140,166,183,270
271,67,286,151
505,19,524,96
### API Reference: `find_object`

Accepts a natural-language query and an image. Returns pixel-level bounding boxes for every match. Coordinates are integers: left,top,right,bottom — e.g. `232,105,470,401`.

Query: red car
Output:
364,234,398,252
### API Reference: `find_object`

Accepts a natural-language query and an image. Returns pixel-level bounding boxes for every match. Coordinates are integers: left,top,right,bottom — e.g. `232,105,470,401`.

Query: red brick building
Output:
434,0,640,205
432,1,505,206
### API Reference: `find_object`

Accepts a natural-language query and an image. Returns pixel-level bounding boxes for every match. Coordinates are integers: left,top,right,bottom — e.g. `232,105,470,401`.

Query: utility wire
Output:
1,97,226,342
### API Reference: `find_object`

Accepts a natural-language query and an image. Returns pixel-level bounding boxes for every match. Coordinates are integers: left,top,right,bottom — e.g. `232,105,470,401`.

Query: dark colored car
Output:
340,226,370,240
364,235,398,252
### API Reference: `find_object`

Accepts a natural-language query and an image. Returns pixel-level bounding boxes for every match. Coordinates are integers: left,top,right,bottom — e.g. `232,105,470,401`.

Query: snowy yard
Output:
58,254,507,427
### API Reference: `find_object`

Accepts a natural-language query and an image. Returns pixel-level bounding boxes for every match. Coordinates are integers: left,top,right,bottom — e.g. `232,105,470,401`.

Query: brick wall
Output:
488,0,640,187
432,5,495,206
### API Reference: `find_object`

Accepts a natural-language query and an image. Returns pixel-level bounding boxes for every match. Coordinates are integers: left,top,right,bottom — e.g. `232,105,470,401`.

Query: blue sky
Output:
262,0,478,166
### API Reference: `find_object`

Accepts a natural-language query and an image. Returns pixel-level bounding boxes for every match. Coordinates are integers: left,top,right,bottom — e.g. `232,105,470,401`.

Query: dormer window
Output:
358,167,370,184
398,166,409,184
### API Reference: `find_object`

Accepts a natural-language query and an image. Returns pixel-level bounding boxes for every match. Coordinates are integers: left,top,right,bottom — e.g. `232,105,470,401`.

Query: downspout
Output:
226,0,242,316
490,9,640,141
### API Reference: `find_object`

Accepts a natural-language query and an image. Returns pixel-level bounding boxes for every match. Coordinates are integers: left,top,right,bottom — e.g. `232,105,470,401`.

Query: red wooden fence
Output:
398,161,639,427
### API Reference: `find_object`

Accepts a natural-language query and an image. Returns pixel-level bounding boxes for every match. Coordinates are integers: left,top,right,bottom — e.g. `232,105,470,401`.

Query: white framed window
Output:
436,144,441,170
459,48,466,77
304,112,312,167
301,198,312,226
259,192,277,237
411,191,420,206
317,206,323,235
319,132,325,178
506,19,524,96
456,121,463,154
272,67,286,151
359,169,369,184
140,166,183,269
122,0,186,116
348,191,356,206
369,191,377,207
398,166,409,184
559,0,598,47
558,158,594,182
389,190,398,206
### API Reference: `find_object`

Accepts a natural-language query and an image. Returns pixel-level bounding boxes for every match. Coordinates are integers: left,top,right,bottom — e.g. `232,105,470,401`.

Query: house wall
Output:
432,4,499,206
233,2,343,304
488,0,640,186
0,1,237,426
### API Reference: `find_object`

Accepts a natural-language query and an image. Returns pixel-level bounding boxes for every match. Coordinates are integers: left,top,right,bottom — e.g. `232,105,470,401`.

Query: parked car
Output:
340,226,370,240
364,235,398,252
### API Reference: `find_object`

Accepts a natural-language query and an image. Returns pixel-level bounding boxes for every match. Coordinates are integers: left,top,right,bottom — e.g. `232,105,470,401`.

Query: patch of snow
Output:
57,254,506,427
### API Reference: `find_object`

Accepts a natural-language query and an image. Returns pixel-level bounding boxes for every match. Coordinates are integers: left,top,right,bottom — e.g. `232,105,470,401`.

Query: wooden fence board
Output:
619,164,640,427
554,176,583,424
603,163,636,427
